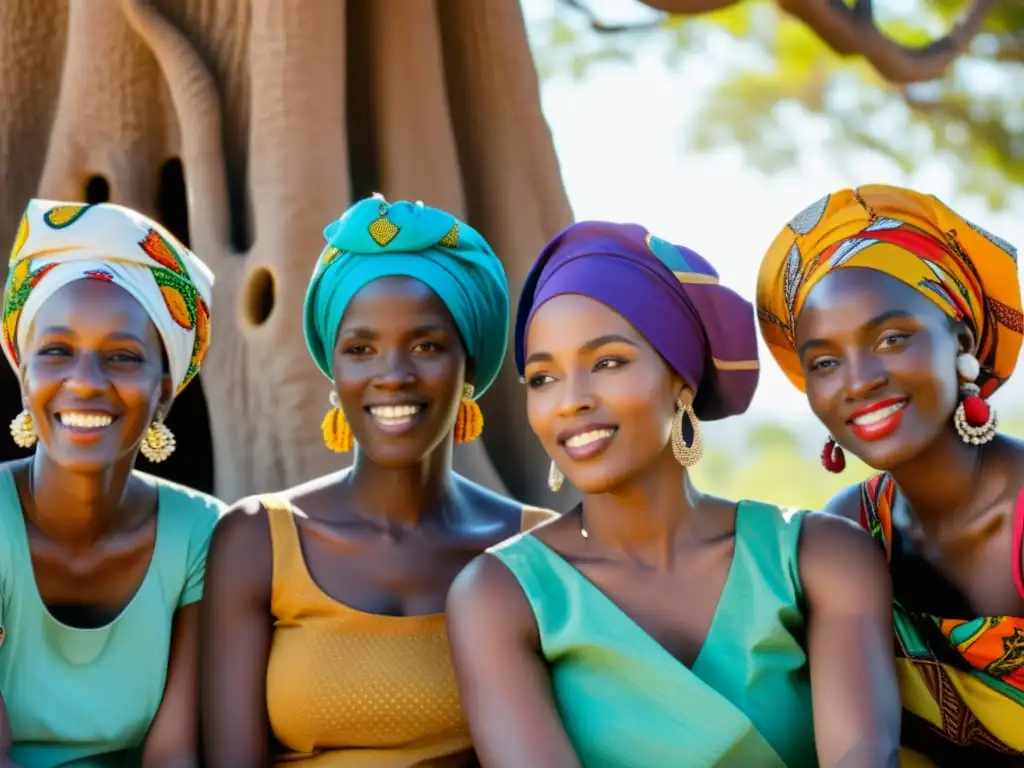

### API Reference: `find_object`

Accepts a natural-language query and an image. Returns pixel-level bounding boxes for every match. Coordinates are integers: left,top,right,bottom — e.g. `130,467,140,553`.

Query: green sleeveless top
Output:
489,500,817,768
0,468,223,767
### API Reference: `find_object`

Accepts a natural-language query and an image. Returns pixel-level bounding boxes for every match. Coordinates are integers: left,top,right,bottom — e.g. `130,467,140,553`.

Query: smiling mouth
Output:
562,428,617,449
56,411,116,431
848,399,908,428
847,398,909,442
366,404,424,430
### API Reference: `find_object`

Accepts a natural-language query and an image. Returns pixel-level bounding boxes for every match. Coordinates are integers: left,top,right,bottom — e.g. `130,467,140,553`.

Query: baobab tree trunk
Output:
0,0,574,510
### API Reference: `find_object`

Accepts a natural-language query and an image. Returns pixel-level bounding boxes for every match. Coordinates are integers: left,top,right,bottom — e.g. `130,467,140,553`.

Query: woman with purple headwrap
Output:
446,222,901,767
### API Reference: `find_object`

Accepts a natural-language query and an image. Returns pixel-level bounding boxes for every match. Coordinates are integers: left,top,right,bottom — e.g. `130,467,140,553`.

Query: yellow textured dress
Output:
263,497,555,767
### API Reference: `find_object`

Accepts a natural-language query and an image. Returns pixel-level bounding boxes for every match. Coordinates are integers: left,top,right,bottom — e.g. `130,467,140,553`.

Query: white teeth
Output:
369,404,421,426
59,412,114,429
852,401,907,427
565,428,615,449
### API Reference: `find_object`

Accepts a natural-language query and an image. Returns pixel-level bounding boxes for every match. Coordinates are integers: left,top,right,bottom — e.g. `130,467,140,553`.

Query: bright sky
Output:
522,0,1024,424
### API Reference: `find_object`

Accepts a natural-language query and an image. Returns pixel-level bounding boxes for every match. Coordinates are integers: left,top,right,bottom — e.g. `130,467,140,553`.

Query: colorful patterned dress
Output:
859,473,1024,766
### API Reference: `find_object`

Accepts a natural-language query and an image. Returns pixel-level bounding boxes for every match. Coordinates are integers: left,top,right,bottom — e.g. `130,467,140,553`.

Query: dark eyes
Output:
807,332,911,372
342,341,444,356
878,332,909,348
37,345,143,363
526,356,627,388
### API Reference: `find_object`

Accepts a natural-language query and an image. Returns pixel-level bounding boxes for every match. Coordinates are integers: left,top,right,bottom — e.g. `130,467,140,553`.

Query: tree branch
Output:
121,0,233,255
559,0,664,33
776,0,999,83
636,0,743,13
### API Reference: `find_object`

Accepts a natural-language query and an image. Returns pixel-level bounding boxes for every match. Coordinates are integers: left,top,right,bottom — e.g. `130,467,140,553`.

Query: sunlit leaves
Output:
534,0,1023,209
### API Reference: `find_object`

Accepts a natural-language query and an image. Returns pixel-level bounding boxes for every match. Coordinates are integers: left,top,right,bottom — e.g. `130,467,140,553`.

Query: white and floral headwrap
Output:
3,200,214,394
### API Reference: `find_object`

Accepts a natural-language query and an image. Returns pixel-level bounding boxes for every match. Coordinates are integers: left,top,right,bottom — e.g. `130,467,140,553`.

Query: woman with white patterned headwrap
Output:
0,200,223,767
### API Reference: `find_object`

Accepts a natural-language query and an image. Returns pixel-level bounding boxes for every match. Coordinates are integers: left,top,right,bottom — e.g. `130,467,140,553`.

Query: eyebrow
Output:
525,333,640,366
34,327,147,346
798,310,915,358
340,324,451,340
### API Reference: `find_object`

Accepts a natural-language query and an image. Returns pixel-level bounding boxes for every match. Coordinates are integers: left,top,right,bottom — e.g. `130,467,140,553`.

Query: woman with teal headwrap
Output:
200,195,556,767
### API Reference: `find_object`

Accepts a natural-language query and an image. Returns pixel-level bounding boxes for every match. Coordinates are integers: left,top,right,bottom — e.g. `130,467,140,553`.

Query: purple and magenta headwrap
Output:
514,221,760,421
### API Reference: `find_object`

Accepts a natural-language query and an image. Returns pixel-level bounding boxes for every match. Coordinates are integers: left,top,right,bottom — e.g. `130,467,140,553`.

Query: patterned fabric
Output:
3,200,214,394
756,185,1021,397
861,474,1024,762
514,221,759,421
303,195,509,399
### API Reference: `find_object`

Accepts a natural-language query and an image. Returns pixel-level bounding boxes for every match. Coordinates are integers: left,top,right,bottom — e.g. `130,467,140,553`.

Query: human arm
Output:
140,604,200,767
0,690,19,768
199,501,275,767
799,512,901,768
141,501,220,768
446,555,581,768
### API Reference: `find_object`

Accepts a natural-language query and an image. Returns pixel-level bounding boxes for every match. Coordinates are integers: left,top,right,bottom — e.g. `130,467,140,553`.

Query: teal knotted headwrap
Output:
303,196,510,398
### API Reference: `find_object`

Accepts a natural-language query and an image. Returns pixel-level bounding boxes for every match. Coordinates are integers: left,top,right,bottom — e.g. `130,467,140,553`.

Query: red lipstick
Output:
847,397,909,442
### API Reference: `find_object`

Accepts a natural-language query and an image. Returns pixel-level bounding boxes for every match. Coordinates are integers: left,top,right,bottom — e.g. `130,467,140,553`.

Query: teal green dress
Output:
489,500,817,768
0,468,223,767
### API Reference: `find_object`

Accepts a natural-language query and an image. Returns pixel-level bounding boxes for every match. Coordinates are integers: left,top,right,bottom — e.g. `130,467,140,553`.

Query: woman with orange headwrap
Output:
757,184,1024,765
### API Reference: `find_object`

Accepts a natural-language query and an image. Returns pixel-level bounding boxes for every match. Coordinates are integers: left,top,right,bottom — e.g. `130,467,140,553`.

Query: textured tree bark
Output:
0,0,575,509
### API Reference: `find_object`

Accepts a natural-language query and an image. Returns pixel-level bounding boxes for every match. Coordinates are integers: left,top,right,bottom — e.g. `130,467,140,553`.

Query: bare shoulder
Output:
800,510,878,556
207,496,273,587
821,482,866,523
446,550,537,641
798,510,891,609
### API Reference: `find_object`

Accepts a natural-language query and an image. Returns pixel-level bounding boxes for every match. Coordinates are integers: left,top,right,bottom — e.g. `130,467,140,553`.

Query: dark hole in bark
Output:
157,374,215,494
242,265,276,326
158,158,191,248
85,176,109,203
150,157,215,495
346,0,380,200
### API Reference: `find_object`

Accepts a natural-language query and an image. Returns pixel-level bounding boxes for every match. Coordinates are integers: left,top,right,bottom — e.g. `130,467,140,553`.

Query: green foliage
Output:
531,0,1024,209
690,419,873,511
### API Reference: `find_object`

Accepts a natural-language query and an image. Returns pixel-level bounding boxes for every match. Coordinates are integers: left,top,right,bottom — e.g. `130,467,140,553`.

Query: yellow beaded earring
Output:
321,391,354,453
453,384,483,443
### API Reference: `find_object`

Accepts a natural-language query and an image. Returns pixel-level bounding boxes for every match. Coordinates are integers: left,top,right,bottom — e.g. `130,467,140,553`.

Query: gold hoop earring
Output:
671,400,703,467
140,416,176,463
10,409,37,448
548,460,564,492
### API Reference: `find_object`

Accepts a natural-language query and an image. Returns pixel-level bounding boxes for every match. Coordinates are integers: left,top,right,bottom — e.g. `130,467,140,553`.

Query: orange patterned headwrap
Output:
756,184,1021,398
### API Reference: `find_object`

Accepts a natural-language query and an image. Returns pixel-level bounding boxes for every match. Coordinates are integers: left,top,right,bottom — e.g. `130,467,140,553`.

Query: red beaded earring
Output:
953,353,996,445
821,436,846,473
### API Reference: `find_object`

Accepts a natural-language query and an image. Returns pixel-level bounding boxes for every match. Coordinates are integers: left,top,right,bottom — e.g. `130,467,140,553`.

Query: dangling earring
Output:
453,384,484,443
821,436,846,473
548,460,564,492
140,415,176,463
954,352,996,445
671,399,703,467
10,409,37,449
322,390,354,453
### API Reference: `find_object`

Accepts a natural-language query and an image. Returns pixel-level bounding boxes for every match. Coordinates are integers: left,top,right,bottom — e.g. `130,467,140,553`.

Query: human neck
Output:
579,451,699,569
25,450,136,548
888,426,988,532
346,438,456,529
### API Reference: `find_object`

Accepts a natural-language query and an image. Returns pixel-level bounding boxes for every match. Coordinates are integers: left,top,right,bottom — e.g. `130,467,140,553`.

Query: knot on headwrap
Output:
3,200,214,395
756,184,1022,397
303,196,510,398
514,221,760,421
